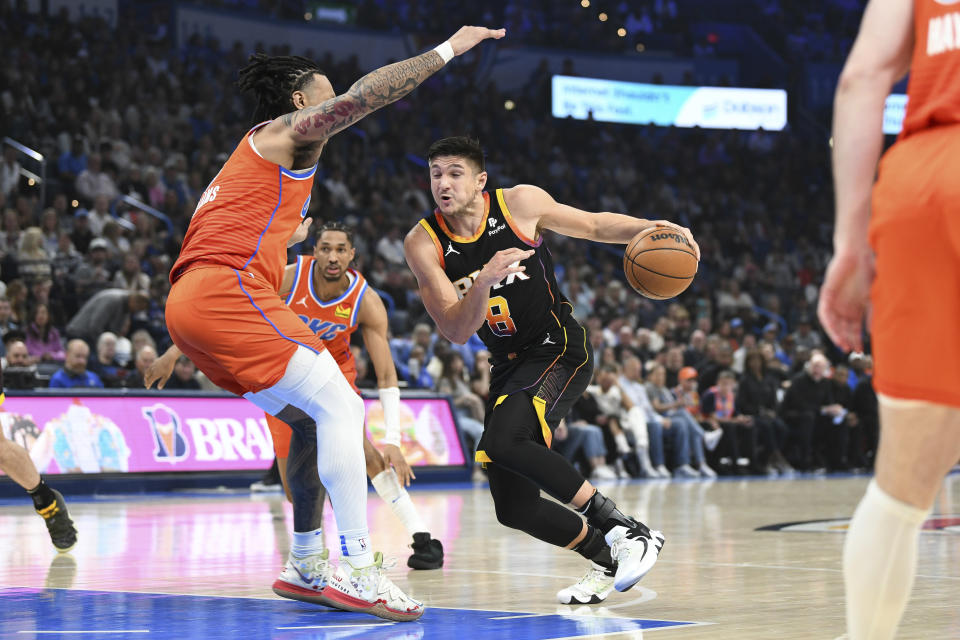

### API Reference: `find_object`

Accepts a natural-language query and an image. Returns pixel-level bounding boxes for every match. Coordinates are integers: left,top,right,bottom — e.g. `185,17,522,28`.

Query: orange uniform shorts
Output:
166,266,327,397
869,124,960,407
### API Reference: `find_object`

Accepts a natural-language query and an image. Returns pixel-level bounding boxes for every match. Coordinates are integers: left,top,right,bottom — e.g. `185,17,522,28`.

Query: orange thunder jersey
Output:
171,122,316,291
284,256,368,381
900,0,960,140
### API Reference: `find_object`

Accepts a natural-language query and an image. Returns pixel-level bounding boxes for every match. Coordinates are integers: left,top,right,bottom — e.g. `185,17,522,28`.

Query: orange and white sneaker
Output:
272,549,330,604
324,552,424,622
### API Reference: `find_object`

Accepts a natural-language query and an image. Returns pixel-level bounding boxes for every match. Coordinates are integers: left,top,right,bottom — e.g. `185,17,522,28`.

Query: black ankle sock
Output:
572,525,615,572
27,478,56,511
575,490,641,535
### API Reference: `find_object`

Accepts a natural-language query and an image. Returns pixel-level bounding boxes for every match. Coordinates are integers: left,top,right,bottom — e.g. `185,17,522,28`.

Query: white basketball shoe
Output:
272,549,330,604
606,526,665,592
323,552,425,622
557,562,617,604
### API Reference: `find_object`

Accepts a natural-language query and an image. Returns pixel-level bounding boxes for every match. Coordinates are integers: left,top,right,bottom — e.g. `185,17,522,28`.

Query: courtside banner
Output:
551,75,787,130
0,394,465,475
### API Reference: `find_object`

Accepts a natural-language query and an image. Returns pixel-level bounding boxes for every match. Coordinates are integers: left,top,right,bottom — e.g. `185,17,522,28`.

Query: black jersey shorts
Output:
476,317,594,462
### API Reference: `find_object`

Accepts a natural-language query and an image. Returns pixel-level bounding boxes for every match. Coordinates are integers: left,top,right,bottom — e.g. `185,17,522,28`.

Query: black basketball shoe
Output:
407,532,444,570
36,489,78,552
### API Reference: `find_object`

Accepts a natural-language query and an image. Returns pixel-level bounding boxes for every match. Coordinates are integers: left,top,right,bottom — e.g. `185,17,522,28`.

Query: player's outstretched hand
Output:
383,444,416,487
477,248,533,289
818,245,874,353
448,26,506,56
650,220,700,260
287,216,313,248
144,349,178,389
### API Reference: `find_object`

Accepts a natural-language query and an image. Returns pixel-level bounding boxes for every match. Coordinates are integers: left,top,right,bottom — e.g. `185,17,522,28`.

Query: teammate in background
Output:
149,222,444,570
819,0,960,638
159,28,504,622
404,136,699,604
0,362,78,552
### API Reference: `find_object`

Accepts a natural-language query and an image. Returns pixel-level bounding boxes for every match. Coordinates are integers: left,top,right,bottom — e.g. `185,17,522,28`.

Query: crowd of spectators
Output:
0,3,877,476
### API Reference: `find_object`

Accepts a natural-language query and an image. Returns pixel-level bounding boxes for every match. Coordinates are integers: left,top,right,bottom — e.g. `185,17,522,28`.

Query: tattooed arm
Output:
254,26,504,166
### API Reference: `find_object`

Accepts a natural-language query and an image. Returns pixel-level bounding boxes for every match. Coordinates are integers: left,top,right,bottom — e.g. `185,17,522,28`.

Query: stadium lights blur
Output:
598,12,608,21
504,100,516,110
636,43,646,52
617,27,627,37
581,0,590,7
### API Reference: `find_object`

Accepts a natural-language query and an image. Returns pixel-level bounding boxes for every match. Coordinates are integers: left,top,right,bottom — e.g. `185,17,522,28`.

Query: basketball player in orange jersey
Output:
405,137,699,604
819,1,960,637
270,221,444,569
150,221,444,570
160,27,504,622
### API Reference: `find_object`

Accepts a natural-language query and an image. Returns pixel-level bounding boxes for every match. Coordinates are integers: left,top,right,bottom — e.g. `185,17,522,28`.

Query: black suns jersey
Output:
418,188,574,362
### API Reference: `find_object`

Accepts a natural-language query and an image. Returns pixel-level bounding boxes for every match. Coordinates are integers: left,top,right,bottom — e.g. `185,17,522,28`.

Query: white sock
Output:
339,528,374,567
291,527,326,557
614,432,631,454
843,479,929,640
371,469,428,536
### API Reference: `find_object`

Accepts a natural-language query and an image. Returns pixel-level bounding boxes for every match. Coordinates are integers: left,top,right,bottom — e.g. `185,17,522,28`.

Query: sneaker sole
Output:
321,587,425,622
614,536,665,592
557,591,611,605
271,580,336,607
406,554,443,570
53,539,77,554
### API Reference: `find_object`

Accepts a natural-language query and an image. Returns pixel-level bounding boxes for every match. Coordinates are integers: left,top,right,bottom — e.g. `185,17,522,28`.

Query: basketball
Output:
623,227,698,300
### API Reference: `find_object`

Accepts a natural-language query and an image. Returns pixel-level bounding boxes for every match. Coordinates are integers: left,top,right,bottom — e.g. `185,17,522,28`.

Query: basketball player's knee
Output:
482,427,522,466
493,496,536,531
0,440,12,468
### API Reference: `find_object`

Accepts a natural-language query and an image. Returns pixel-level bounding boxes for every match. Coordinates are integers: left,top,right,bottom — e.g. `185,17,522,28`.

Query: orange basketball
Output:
623,227,698,300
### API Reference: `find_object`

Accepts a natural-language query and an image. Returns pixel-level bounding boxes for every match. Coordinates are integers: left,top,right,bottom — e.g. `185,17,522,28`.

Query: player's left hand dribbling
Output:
383,444,416,486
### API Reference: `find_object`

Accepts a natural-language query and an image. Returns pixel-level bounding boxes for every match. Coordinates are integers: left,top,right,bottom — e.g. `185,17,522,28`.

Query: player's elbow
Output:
440,326,471,345
836,59,898,97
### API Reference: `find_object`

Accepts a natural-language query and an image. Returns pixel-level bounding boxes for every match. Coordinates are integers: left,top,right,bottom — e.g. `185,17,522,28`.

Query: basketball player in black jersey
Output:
405,136,700,604
0,361,78,552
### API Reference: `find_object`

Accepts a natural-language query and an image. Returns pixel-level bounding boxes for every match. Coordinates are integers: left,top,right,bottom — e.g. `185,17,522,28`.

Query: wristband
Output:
433,41,454,64
379,386,402,448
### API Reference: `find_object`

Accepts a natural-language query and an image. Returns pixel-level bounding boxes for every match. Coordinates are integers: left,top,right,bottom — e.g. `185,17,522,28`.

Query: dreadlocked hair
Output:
316,220,355,246
236,53,324,124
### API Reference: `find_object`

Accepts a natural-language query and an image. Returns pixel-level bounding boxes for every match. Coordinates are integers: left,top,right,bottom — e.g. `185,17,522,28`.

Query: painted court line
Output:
545,620,715,640
656,559,960,581
276,624,395,629
20,631,150,635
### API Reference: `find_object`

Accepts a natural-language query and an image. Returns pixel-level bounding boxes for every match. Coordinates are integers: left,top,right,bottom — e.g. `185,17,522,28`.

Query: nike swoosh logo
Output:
637,536,649,560
292,565,313,583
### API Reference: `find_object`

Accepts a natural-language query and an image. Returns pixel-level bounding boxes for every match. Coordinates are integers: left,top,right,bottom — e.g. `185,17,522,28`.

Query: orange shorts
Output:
264,366,360,458
869,124,960,407
166,266,327,396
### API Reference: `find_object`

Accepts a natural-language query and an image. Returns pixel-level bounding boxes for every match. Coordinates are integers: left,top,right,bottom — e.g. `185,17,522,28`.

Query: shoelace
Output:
578,566,611,590
294,555,327,578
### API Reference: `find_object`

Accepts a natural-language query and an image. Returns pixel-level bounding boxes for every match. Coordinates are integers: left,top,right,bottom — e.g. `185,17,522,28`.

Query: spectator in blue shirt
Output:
49,339,104,389
58,136,87,185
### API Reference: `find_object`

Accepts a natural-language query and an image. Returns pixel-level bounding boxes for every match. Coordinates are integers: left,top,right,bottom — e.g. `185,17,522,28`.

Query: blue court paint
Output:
1,588,698,640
